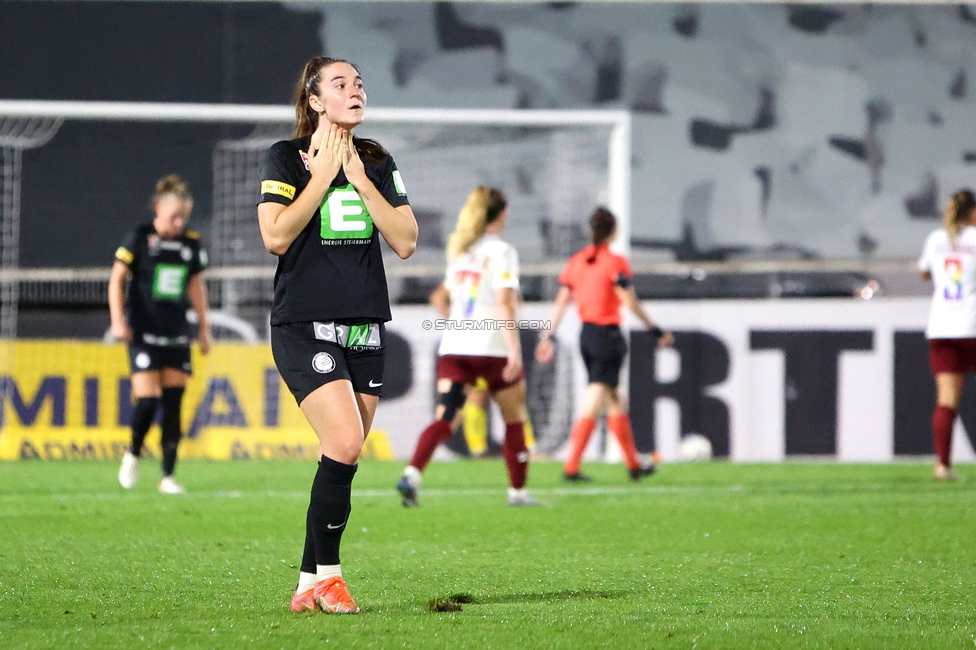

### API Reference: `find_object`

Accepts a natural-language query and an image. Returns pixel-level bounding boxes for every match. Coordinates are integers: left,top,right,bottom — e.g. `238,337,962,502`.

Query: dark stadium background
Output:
0,1,321,269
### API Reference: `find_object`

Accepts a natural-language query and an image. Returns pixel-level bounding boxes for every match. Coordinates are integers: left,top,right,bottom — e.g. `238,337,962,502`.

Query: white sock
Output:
297,571,317,593
316,564,342,582
403,465,422,488
508,487,527,499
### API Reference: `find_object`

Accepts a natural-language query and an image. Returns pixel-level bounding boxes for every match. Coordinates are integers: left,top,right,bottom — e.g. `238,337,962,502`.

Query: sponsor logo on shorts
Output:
311,352,336,374
142,333,190,346
313,321,337,343
313,322,383,349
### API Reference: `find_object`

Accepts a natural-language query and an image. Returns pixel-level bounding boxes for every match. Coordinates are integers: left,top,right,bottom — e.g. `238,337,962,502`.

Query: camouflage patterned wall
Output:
316,3,976,260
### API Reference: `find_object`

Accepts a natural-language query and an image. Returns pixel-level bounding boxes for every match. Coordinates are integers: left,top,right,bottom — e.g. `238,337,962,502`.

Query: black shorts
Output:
271,321,387,405
579,323,626,388
127,343,192,375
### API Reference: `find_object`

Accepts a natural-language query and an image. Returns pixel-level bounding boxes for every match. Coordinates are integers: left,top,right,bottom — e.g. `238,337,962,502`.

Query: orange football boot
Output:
289,588,316,613
312,576,360,614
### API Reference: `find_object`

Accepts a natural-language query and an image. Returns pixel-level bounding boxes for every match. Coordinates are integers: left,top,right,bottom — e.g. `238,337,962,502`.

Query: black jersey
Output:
115,224,208,343
258,135,409,325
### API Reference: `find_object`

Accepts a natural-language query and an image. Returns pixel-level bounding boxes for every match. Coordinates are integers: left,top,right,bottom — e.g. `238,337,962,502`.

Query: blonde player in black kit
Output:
258,56,418,614
112,174,211,495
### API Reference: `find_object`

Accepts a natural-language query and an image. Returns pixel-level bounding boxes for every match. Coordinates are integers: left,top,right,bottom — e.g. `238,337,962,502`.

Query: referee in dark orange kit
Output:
535,207,673,482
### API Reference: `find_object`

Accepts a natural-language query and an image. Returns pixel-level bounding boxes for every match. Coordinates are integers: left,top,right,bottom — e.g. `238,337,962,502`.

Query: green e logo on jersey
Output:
153,264,188,300
320,184,373,240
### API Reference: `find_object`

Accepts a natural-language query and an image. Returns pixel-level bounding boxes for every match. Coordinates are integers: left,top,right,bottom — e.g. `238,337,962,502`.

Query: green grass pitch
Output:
2,459,975,648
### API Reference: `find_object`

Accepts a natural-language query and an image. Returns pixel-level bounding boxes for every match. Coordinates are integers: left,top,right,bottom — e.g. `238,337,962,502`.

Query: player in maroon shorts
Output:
396,186,540,507
919,189,976,481
536,207,672,482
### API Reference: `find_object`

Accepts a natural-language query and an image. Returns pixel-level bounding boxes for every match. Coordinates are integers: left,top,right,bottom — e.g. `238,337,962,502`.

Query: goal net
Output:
213,109,628,458
209,107,629,309
0,116,62,340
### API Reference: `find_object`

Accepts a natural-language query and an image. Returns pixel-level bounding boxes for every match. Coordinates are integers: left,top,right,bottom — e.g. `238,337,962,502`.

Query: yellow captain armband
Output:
115,247,134,265
261,180,296,200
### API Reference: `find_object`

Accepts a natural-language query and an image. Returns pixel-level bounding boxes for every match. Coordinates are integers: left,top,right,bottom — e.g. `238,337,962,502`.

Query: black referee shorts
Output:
271,322,386,405
579,323,627,388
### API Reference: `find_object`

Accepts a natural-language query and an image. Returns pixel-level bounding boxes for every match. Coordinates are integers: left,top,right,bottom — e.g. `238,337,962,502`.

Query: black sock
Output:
300,513,316,575
160,387,184,476
130,397,160,457
308,455,358,566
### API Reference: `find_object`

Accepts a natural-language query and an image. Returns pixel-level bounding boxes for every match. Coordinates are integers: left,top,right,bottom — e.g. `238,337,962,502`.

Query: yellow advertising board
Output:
0,341,393,461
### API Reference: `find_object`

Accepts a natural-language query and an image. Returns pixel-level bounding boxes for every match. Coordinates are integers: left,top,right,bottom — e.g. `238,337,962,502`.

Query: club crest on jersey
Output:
300,150,310,171
311,352,336,374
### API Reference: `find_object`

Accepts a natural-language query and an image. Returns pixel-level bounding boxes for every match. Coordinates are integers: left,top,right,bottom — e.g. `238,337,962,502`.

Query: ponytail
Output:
587,207,617,264
446,186,507,259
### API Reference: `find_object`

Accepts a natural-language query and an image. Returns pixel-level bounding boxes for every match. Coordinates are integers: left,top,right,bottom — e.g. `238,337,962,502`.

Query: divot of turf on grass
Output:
428,593,473,612
428,598,462,612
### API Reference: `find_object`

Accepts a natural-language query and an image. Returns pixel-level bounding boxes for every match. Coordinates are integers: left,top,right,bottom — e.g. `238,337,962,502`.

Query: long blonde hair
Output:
944,189,976,247
446,186,507,259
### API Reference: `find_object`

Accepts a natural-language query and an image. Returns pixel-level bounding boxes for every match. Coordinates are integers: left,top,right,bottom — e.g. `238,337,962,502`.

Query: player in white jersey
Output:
918,189,976,481
397,187,539,507
427,286,537,457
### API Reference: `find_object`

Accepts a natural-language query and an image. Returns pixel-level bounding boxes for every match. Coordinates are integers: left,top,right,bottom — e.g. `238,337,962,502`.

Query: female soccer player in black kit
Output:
258,57,418,614
112,174,211,495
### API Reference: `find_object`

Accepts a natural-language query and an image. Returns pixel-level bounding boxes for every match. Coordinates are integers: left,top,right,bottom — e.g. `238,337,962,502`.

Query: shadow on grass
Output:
473,588,632,605
357,588,634,615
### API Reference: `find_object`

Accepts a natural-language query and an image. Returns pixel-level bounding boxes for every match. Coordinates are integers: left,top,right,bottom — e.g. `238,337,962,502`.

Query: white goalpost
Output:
0,100,631,260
